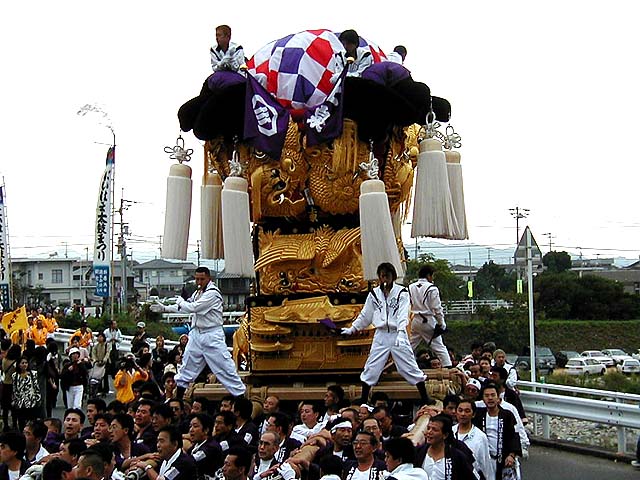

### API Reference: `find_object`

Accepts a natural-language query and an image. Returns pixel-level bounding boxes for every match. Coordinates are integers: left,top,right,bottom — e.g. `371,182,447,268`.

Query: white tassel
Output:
359,179,404,282
411,138,459,239
221,177,255,277
446,150,468,240
201,172,224,259
162,164,192,260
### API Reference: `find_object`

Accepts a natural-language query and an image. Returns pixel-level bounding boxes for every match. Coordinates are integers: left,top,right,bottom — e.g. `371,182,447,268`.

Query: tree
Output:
534,271,640,320
542,251,572,273
404,253,465,301
474,261,508,299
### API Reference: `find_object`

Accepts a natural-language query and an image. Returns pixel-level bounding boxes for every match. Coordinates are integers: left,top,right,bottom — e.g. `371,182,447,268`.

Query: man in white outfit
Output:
153,266,246,398
341,262,432,405
408,265,452,367
210,24,245,72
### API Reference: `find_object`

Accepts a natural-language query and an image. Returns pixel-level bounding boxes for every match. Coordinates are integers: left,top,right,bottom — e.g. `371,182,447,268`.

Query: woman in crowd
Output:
61,347,88,408
12,356,41,430
163,349,183,375
151,335,168,380
45,341,61,417
91,332,109,395
2,343,21,429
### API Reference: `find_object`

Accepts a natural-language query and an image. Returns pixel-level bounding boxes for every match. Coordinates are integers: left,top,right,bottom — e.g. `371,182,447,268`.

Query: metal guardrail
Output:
444,299,512,315
54,328,179,353
518,380,640,454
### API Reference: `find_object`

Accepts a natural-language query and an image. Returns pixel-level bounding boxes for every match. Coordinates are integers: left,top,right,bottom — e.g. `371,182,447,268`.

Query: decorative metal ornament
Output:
164,135,193,164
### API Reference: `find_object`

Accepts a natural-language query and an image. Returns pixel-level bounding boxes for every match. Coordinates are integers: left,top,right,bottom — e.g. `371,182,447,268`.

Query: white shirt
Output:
34,444,49,462
290,421,324,443
159,448,182,480
387,463,429,480
422,454,446,480
210,42,245,72
352,284,410,332
453,424,491,479
253,458,274,480
408,278,445,327
329,47,373,83
166,281,223,330
349,467,372,480
484,414,499,457
103,327,122,348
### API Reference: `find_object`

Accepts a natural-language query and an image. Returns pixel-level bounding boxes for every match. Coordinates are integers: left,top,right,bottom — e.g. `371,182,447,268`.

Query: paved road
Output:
521,445,638,479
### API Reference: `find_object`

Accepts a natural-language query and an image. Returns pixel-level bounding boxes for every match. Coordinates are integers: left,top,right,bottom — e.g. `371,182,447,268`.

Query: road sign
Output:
514,226,543,266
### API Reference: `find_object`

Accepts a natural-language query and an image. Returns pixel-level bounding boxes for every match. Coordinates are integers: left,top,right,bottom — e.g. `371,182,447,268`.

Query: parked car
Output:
580,350,615,367
632,349,640,361
601,348,633,365
515,346,556,374
617,358,640,374
555,350,581,368
565,357,606,376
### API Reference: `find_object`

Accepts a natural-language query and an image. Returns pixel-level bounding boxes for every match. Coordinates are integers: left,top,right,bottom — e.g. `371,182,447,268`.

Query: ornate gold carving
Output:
304,120,369,215
263,296,360,324
238,298,374,373
256,226,367,295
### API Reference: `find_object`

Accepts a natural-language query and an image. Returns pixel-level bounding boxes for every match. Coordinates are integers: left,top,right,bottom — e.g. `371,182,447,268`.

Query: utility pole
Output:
158,235,162,258
509,206,530,282
542,232,554,252
116,190,139,313
486,247,492,262
509,206,530,245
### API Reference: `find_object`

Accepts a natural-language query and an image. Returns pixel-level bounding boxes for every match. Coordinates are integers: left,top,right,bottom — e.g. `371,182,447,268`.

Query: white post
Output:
527,228,536,383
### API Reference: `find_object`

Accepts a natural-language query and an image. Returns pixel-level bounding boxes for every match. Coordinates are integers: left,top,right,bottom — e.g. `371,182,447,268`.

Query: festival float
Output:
162,29,468,402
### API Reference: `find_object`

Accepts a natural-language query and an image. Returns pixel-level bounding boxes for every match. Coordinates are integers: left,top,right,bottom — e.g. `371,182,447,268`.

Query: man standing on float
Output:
154,266,246,398
408,265,452,367
341,262,432,405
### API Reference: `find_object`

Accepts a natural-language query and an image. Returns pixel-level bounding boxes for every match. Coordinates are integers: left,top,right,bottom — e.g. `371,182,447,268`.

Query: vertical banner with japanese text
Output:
94,146,115,297
0,186,10,310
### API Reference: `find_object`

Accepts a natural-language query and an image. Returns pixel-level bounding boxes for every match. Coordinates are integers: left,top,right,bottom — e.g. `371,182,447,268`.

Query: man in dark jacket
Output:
0,431,29,480
133,426,196,480
187,413,223,480
414,414,476,480
473,383,521,480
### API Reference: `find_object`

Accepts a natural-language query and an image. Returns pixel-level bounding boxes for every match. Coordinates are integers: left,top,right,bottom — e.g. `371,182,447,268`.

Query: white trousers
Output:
409,317,452,367
66,385,83,409
360,329,426,386
175,327,246,396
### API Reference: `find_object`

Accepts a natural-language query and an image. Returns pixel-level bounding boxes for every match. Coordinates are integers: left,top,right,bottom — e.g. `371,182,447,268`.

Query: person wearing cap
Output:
70,322,93,349
408,265,451,368
62,348,88,409
152,266,245,398
463,378,482,402
130,322,148,356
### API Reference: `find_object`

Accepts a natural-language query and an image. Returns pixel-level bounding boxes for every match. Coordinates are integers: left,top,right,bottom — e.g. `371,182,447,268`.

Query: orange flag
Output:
1,305,28,334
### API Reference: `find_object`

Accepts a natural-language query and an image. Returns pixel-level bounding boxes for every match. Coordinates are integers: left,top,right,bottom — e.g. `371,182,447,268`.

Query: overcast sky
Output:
1,1,638,266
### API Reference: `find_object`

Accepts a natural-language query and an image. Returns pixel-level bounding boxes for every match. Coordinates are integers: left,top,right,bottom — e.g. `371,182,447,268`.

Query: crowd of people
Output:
0,343,528,480
0,260,535,480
